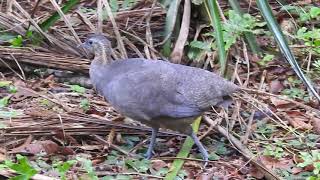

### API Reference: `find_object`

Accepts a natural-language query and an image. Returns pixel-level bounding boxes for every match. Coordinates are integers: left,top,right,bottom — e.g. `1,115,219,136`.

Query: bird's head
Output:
81,34,112,61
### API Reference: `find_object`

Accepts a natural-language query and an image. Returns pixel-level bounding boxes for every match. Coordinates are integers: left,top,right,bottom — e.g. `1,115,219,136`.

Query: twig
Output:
101,0,128,59
92,134,134,157
170,0,191,64
49,0,82,44
203,116,280,180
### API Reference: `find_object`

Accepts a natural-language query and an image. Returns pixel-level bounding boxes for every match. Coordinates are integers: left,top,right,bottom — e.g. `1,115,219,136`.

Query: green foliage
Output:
39,99,52,107
8,85,17,93
187,10,264,61
69,85,86,94
0,96,10,108
80,99,90,112
222,10,265,50
0,110,22,119
208,152,220,160
296,27,320,54
122,0,137,9
9,35,23,47
282,77,308,100
102,175,131,180
187,40,212,61
0,154,38,180
175,169,188,180
53,160,77,180
76,157,98,180
0,81,12,87
298,150,320,179
125,159,150,173
39,0,80,31
257,54,274,66
263,143,285,159
0,81,16,93
313,59,320,73
282,87,306,100
281,5,320,22
256,122,276,138
110,0,119,12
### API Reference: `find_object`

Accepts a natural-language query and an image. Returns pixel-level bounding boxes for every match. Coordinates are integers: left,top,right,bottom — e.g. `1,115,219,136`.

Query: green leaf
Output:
5,154,38,180
9,35,23,47
310,7,320,18
125,159,150,173
110,0,119,12
162,0,181,57
191,0,204,5
0,33,16,42
76,157,98,180
0,81,12,88
0,110,22,118
206,0,226,75
164,117,201,180
0,96,10,108
55,160,77,180
122,0,136,9
80,99,90,112
189,40,211,51
70,85,86,94
40,0,80,31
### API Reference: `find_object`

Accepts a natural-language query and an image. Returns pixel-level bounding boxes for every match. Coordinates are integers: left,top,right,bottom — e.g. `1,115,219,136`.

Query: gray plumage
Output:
82,34,239,164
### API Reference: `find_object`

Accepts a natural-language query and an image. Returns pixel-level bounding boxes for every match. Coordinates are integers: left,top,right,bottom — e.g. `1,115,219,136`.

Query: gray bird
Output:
81,34,239,163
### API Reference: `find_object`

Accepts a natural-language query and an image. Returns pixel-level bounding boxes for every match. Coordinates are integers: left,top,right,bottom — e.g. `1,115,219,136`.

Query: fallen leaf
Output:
151,159,167,171
288,117,312,130
311,117,320,134
270,97,292,108
259,156,293,170
269,80,284,94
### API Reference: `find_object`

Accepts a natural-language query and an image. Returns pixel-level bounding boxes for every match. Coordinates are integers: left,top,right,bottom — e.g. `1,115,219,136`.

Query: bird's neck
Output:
93,51,112,65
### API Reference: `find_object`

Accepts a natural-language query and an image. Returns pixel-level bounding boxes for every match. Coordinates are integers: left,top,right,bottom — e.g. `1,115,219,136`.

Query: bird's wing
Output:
102,61,202,120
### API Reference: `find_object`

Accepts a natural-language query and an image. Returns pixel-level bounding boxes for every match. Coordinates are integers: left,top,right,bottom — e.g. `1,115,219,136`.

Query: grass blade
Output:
206,0,227,75
164,116,201,180
257,0,320,102
39,0,79,31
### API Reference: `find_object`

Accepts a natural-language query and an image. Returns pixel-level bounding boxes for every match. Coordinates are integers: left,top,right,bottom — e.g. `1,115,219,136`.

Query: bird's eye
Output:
88,40,93,45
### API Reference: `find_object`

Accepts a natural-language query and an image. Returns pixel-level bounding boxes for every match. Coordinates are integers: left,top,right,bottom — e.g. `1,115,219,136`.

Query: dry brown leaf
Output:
311,117,320,134
259,156,293,170
288,117,313,130
269,80,284,94
0,153,6,162
270,96,292,107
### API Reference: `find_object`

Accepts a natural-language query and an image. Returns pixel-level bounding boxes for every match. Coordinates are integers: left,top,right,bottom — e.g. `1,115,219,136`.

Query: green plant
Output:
313,59,320,73
69,85,86,94
9,35,23,47
0,81,12,87
296,27,320,54
222,10,265,50
0,96,10,108
257,54,275,66
76,157,98,180
0,110,23,119
263,140,286,159
297,150,320,179
80,99,90,112
0,154,38,180
53,160,77,180
125,159,150,173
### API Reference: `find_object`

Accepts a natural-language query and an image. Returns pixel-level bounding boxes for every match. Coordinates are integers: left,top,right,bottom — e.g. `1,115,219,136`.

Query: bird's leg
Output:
145,127,159,159
190,131,209,166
